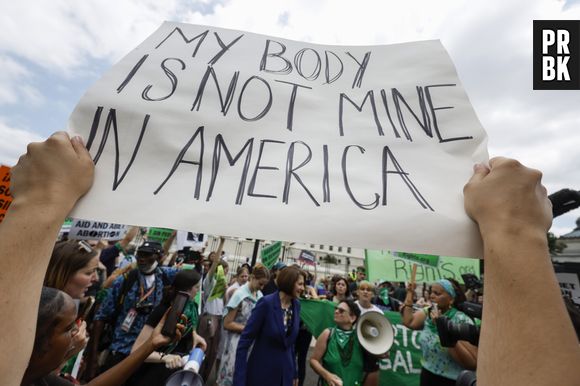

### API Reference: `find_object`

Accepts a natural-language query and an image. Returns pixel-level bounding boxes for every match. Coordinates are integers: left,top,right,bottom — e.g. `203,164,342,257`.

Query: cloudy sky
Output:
1,0,579,236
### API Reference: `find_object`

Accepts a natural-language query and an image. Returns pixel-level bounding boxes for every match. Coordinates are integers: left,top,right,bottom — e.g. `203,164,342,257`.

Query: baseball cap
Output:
138,240,163,254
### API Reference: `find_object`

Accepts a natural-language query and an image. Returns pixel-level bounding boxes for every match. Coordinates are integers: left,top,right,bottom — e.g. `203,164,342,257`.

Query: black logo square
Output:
533,20,580,90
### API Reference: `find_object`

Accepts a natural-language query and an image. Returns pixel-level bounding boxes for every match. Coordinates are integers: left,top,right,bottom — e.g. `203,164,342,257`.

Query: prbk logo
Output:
533,20,580,90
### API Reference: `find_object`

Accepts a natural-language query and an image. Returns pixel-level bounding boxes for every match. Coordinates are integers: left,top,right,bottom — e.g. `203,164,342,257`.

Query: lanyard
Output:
139,280,155,303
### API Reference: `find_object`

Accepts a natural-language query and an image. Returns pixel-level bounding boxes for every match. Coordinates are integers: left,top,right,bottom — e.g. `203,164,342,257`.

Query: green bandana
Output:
334,327,356,366
426,307,457,334
379,288,390,305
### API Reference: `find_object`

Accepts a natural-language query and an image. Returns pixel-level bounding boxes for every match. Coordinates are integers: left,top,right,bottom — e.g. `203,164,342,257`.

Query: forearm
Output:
88,338,156,386
309,358,333,381
87,320,105,357
143,350,168,363
447,341,477,370
163,231,176,255
119,226,138,249
478,228,580,386
0,199,73,385
224,321,245,333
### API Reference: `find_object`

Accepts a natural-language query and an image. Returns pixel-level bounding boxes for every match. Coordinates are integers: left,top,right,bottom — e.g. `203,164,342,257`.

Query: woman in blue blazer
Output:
234,266,305,386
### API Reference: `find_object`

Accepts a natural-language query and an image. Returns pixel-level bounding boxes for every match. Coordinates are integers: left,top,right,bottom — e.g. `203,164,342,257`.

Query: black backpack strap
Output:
110,268,139,324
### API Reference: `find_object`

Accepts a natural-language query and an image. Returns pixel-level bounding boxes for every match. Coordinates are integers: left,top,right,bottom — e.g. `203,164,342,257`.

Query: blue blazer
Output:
233,291,301,386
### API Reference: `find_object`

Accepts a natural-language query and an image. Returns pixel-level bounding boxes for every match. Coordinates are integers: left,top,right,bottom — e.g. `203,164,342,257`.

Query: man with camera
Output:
86,240,178,379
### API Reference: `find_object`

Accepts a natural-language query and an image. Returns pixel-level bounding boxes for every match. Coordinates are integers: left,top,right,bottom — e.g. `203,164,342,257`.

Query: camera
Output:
435,316,480,347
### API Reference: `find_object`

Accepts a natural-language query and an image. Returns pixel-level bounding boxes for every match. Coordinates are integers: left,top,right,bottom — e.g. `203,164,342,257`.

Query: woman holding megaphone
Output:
310,299,378,386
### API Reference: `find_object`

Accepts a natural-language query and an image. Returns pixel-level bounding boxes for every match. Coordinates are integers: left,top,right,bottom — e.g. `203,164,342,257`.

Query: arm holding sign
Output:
0,132,94,385
464,158,580,386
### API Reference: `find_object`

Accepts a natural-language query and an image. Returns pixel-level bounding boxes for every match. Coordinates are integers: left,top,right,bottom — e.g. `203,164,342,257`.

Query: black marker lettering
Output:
324,50,344,84
379,89,402,139
142,58,185,101
117,54,149,94
155,28,209,58
89,108,149,191
425,84,473,143
346,51,371,88
248,139,285,199
322,145,330,203
154,126,205,197
192,66,240,115
294,48,321,81
237,76,273,121
207,135,254,205
260,40,292,75
208,32,244,65
283,141,320,206
342,145,379,210
391,87,433,141
274,80,312,131
394,259,409,281
339,91,383,136
382,146,433,211
86,106,104,150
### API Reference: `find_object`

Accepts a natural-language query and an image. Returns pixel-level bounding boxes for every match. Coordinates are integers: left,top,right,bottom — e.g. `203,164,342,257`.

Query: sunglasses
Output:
77,240,93,253
335,307,350,315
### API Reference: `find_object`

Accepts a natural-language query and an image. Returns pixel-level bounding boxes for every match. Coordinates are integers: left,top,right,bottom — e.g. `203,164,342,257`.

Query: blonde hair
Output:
251,264,270,280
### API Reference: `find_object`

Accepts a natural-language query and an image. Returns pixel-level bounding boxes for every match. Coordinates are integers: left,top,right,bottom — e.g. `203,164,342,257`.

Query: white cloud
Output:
0,122,45,166
0,55,43,105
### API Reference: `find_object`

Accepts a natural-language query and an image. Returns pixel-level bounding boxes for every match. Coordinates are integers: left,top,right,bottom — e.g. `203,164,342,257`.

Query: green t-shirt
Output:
322,327,365,386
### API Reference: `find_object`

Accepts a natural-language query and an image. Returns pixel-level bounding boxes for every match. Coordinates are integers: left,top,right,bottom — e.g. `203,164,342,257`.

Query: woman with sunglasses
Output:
44,240,101,367
310,299,373,386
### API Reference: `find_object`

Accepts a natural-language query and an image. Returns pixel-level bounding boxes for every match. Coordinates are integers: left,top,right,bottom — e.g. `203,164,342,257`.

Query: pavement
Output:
204,347,320,386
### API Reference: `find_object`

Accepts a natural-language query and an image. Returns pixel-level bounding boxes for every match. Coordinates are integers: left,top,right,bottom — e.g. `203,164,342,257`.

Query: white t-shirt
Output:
355,300,383,315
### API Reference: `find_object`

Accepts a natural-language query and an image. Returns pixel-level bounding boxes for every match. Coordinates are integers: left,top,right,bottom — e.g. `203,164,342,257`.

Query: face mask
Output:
140,261,158,274
379,288,390,305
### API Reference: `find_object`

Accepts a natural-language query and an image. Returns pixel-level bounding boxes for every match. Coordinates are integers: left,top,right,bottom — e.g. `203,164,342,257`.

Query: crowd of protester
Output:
1,132,579,386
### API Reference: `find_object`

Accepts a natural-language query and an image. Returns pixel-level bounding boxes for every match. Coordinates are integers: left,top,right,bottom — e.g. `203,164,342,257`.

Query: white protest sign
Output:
556,273,580,304
69,22,488,258
69,219,127,240
176,230,206,251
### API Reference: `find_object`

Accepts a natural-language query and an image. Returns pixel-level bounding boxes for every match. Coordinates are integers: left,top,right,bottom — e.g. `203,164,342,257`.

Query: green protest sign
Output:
261,241,282,269
378,312,421,386
365,250,480,284
298,299,421,386
147,227,174,243
392,251,439,267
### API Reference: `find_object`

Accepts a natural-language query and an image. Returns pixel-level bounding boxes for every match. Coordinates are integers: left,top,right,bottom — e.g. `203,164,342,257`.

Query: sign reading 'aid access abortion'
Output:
69,22,488,258
69,219,127,240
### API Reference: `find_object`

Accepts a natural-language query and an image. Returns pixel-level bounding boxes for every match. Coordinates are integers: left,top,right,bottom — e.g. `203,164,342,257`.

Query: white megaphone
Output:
356,311,395,355
164,348,205,386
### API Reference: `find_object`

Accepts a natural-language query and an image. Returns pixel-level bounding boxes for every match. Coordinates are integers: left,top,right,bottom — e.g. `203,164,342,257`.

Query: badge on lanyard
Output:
121,308,138,332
